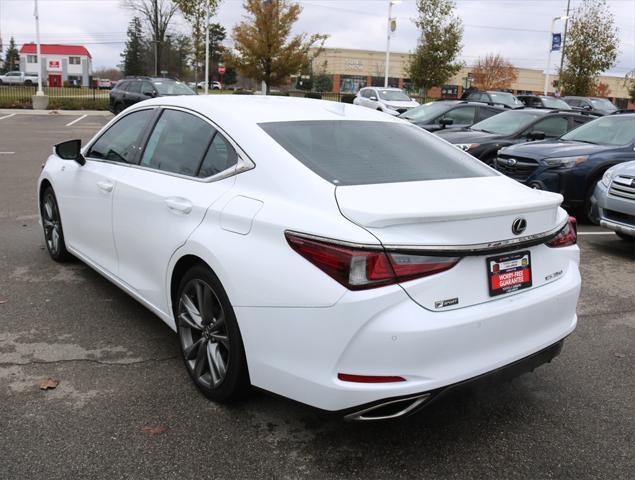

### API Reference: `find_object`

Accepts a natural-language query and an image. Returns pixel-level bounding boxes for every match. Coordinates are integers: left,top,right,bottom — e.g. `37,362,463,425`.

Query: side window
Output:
140,109,215,176
369,89,378,100
141,82,155,96
529,97,542,107
478,107,501,121
572,117,589,128
567,98,580,107
199,133,238,178
127,81,141,93
443,106,476,124
116,81,128,91
530,116,570,138
479,93,491,103
87,109,153,163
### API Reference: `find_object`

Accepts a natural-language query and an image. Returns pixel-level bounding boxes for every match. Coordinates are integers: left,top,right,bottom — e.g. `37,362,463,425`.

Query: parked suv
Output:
517,95,571,110
563,96,617,116
109,77,195,113
593,160,635,241
495,114,635,222
463,90,523,109
399,100,504,132
435,108,594,165
353,87,419,115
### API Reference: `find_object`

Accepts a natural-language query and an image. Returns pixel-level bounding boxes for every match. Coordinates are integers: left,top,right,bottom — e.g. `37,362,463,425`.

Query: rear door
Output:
124,81,141,107
112,107,239,313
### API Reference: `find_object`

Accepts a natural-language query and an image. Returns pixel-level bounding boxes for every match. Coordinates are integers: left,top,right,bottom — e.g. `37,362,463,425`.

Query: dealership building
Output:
18,43,92,87
311,47,633,108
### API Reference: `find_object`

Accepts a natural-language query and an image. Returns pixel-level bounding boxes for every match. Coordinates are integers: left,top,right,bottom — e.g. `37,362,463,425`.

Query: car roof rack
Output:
546,109,602,116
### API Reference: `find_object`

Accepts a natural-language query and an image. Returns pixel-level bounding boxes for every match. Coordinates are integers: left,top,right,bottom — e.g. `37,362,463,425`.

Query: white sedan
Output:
38,96,581,420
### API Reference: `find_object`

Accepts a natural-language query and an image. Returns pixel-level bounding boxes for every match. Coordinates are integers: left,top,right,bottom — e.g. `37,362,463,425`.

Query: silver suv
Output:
353,87,419,116
594,160,635,241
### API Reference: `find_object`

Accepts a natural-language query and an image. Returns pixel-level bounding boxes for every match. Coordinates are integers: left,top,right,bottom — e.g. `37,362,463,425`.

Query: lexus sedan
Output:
39,96,580,420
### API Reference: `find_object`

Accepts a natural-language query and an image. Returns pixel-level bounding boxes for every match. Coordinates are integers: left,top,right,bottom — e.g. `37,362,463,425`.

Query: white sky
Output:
0,0,633,76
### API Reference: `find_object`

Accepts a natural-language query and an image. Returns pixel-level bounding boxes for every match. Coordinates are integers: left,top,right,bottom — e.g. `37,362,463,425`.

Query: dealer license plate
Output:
487,251,532,297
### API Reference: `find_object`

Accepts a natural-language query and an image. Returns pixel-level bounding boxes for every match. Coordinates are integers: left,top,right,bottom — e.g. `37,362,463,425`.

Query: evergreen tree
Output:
121,17,146,76
3,37,20,73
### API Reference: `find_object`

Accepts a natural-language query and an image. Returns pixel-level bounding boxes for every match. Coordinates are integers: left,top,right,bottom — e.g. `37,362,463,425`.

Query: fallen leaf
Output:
141,426,166,436
614,353,626,358
39,378,59,390
0,300,7,305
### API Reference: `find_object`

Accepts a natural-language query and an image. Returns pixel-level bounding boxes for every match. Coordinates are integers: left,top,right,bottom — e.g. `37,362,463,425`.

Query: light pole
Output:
384,0,401,88
34,0,43,96
204,0,210,94
544,15,568,95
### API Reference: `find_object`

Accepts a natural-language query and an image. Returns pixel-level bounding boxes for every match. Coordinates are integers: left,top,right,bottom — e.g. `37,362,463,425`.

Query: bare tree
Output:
122,0,179,76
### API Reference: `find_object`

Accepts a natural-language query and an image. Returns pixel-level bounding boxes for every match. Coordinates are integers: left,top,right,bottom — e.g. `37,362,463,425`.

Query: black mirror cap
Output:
55,139,85,165
439,117,454,127
528,131,546,141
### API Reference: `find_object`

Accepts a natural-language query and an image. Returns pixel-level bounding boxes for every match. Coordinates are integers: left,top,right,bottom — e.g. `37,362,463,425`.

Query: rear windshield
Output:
259,120,495,186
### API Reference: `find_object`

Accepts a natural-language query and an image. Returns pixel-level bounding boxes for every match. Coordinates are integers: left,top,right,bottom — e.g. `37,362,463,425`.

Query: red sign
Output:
48,60,60,69
218,65,226,74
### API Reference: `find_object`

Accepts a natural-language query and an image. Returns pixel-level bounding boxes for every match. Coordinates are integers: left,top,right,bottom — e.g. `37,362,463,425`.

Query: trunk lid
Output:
336,176,571,310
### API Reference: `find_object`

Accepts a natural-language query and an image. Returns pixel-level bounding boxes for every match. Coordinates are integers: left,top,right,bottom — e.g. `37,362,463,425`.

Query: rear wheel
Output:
616,232,634,242
40,187,72,262
24,80,33,86
175,265,250,402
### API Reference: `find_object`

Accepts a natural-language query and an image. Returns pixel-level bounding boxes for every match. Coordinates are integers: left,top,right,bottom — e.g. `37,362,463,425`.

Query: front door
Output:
48,74,62,87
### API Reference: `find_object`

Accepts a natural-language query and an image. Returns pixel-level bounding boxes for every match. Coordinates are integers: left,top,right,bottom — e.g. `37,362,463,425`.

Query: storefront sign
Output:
345,59,364,71
48,60,60,70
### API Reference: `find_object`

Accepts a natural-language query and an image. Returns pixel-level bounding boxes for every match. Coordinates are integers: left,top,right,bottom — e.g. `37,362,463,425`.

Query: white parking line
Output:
0,152,15,155
65,114,88,127
0,113,16,121
578,231,615,235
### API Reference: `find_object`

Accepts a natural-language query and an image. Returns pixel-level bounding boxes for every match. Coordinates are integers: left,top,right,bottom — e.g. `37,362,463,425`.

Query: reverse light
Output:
546,216,577,248
338,373,406,383
543,155,588,168
285,232,460,290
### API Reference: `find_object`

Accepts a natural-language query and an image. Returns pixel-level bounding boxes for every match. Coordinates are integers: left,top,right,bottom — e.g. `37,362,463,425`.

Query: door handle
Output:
97,181,114,193
165,197,192,214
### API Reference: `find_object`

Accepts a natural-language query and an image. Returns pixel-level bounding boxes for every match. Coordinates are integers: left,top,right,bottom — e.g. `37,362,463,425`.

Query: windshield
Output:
561,116,635,146
259,121,494,186
377,89,411,101
542,97,571,109
471,111,543,135
399,102,450,123
590,98,617,111
488,92,522,107
152,80,196,95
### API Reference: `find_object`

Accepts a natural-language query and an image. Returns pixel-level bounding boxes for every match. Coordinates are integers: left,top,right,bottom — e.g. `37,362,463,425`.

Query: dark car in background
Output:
435,108,594,165
495,114,635,222
517,95,571,110
109,77,196,114
563,96,617,116
463,90,524,109
399,100,504,132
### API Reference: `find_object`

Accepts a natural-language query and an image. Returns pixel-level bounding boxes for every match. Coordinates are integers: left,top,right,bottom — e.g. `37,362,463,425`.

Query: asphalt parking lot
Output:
0,111,633,480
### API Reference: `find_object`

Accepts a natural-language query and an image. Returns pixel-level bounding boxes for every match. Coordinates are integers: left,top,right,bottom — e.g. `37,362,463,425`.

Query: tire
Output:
582,179,601,224
616,232,634,242
40,186,73,262
174,264,250,402
24,80,33,86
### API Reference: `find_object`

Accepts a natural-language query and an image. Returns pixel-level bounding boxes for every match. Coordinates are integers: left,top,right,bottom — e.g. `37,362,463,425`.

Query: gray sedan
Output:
593,160,635,241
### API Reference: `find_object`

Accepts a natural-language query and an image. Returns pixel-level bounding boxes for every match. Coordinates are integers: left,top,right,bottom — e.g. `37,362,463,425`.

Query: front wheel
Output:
40,187,73,262
175,265,250,402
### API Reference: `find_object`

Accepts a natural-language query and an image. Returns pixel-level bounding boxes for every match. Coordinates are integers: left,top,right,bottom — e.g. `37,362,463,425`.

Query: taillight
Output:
285,232,460,290
546,216,577,248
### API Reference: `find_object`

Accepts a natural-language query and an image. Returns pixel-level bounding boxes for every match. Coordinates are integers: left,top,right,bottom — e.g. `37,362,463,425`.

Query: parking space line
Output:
66,114,88,127
578,231,615,235
0,113,16,121
0,152,15,155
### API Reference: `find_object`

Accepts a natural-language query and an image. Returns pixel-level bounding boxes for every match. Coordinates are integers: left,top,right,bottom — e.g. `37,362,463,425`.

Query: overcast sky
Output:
0,0,633,77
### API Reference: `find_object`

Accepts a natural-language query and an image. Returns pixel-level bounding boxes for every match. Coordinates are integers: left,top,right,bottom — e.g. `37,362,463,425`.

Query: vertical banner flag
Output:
551,33,562,51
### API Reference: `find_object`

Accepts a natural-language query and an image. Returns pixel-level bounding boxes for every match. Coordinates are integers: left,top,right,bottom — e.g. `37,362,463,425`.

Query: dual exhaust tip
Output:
344,393,432,421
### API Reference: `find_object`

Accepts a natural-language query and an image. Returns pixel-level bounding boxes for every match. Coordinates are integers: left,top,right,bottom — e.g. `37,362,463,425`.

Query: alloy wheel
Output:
178,279,230,389
42,192,63,256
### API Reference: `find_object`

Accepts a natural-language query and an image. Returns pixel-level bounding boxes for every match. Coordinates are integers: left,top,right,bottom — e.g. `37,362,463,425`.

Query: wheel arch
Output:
169,254,212,313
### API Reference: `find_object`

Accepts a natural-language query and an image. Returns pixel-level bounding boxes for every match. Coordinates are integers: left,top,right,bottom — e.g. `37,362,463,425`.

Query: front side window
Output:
442,106,476,124
590,98,617,112
140,110,216,177
529,116,570,138
561,116,635,146
260,120,494,186
127,81,141,93
87,109,153,163
471,111,543,136
399,102,450,123
69,56,81,65
141,82,155,96
541,97,570,109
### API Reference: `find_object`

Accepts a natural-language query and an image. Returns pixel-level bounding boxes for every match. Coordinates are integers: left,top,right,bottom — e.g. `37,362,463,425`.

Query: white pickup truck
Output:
0,71,39,85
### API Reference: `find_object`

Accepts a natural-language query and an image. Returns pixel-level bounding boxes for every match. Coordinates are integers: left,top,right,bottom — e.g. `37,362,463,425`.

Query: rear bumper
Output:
235,258,580,412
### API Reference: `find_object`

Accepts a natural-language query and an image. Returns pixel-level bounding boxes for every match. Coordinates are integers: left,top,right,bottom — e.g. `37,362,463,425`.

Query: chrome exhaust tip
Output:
344,393,431,421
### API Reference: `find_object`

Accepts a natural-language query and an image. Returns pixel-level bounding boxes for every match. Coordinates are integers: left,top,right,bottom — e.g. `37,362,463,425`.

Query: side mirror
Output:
583,104,592,110
527,130,545,141
144,90,156,97
55,139,85,165
369,96,378,101
439,117,454,128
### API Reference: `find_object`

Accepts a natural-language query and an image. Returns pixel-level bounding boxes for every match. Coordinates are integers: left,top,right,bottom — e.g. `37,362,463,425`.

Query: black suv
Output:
517,95,571,110
435,108,595,165
109,77,196,114
562,96,617,116
399,100,504,132
462,90,524,109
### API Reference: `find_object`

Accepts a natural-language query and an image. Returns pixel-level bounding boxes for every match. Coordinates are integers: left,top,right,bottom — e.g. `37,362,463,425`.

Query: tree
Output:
3,37,19,73
407,0,463,96
226,0,327,93
593,81,611,97
471,54,517,90
313,74,332,92
122,0,179,75
121,17,146,76
558,0,619,96
175,0,219,84
93,67,124,81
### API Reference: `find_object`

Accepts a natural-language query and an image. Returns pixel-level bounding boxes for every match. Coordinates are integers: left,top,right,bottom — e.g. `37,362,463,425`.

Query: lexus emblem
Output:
512,218,527,235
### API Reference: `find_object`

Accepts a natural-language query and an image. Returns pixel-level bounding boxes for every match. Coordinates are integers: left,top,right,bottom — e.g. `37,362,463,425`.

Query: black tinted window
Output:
443,106,476,124
140,110,214,176
127,81,141,93
87,110,152,163
260,121,494,186
478,107,501,121
198,133,238,178
531,116,570,137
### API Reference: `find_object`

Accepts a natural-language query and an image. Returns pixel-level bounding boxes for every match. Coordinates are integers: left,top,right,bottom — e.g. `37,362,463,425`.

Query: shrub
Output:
268,91,290,96
304,92,322,99
232,90,254,95
0,98,32,109
340,94,356,104
48,98,109,110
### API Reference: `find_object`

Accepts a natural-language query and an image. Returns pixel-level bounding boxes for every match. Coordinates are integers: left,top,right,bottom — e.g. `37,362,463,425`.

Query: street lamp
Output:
204,0,210,94
544,15,568,95
384,0,401,88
